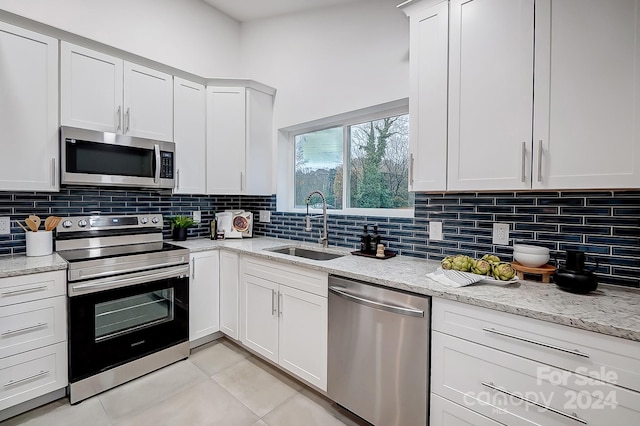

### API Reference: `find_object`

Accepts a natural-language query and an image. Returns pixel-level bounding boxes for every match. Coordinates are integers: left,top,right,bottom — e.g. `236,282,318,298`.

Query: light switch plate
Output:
429,221,443,241
192,211,201,223
0,217,10,235
493,223,510,245
259,210,271,223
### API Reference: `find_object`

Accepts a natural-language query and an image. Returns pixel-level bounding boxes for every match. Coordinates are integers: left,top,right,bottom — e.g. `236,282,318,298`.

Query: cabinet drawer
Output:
0,271,66,306
242,256,328,297
0,296,66,359
430,393,502,426
432,331,640,426
433,298,640,392
0,342,67,411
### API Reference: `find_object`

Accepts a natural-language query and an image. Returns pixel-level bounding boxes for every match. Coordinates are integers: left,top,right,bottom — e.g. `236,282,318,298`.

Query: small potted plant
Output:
170,215,194,241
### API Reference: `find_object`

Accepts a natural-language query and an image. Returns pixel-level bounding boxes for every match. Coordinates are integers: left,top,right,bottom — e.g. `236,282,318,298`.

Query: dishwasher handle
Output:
329,286,424,318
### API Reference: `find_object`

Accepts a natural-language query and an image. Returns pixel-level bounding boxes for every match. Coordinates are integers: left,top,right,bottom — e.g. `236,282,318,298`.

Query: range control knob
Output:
62,220,73,228
151,217,160,224
140,217,149,224
78,219,88,228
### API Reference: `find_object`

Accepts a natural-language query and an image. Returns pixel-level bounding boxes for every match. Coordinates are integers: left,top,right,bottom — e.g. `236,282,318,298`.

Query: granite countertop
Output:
174,236,640,342
0,252,68,278
1,237,638,342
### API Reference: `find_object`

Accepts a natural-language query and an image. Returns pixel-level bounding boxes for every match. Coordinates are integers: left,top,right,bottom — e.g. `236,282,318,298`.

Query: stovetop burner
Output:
58,241,184,263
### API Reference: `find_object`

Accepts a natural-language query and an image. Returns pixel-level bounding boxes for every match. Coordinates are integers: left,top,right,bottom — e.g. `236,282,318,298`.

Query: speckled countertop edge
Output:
1,237,638,342
174,236,640,342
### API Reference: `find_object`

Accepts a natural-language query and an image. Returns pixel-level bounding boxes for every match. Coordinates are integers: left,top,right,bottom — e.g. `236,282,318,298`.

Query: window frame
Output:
278,99,413,218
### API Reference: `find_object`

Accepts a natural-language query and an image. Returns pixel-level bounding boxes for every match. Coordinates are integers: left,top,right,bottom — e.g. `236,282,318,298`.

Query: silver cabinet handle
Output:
116,105,122,131
191,258,196,280
409,153,415,186
329,286,424,317
51,158,56,187
176,169,180,190
482,328,589,358
278,292,283,317
1,285,48,296
240,172,244,191
2,322,47,336
4,370,49,388
521,142,526,182
125,107,131,133
481,382,587,424
271,289,277,315
537,139,543,182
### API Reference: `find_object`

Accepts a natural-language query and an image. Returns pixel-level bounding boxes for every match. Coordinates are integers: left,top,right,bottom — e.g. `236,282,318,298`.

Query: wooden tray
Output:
351,250,396,260
511,262,556,283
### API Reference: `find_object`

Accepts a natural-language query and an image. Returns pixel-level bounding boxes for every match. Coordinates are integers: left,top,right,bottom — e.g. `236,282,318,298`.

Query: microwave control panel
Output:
160,151,174,179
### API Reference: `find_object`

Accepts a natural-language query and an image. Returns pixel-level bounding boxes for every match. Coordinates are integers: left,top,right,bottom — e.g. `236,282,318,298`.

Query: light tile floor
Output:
3,338,371,426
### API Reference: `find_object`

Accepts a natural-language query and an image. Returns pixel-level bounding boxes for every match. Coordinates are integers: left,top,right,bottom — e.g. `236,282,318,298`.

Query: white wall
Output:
0,0,241,77
240,0,409,130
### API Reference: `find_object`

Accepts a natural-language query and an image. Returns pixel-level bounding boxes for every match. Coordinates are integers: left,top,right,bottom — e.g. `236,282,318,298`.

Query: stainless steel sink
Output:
267,246,345,261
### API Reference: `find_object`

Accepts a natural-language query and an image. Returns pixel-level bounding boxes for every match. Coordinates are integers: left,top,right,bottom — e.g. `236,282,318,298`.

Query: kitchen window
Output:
284,100,413,217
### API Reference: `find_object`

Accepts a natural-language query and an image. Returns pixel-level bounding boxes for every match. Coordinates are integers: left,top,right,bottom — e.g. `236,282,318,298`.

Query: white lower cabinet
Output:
240,255,328,391
189,251,220,343
219,250,239,340
0,271,67,416
431,298,640,425
430,393,502,426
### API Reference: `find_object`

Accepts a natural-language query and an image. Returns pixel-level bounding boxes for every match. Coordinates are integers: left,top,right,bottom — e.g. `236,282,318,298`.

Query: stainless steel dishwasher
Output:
328,275,430,426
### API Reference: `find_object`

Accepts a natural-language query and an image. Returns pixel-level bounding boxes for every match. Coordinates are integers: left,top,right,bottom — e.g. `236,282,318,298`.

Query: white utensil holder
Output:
26,231,53,256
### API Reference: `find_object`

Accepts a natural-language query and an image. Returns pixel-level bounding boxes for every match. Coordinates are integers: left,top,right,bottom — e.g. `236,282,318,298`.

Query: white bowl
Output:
513,251,550,267
513,244,549,255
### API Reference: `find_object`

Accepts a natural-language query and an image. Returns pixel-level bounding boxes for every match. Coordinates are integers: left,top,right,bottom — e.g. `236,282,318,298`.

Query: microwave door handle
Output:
154,144,160,184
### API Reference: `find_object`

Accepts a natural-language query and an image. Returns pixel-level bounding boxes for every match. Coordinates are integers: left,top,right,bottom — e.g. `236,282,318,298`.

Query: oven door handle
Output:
69,265,189,296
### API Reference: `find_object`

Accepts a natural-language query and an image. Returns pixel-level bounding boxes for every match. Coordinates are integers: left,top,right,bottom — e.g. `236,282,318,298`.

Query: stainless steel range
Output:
55,214,190,404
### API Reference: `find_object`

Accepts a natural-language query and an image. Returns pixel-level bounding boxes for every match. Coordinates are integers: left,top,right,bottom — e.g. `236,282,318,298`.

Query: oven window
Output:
66,140,154,177
95,289,174,341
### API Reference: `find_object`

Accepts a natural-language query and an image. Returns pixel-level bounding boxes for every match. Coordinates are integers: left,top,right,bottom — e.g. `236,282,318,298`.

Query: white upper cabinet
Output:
123,62,173,141
404,0,449,191
61,42,173,142
173,77,206,194
60,43,123,133
206,86,246,194
447,0,534,191
533,0,640,189
0,22,58,192
206,86,274,195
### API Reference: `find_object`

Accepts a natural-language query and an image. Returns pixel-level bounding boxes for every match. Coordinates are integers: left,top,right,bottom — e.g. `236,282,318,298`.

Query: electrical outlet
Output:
0,217,10,235
493,223,510,245
192,211,201,223
259,210,271,223
429,221,443,241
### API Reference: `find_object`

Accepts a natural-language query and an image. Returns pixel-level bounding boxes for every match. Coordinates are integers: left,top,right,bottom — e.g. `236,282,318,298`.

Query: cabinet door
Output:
240,273,278,363
60,42,123,133
430,394,502,426
123,62,174,141
219,250,239,340
189,251,219,342
0,23,58,192
447,0,534,190
245,88,274,195
407,0,449,191
206,86,246,194
174,77,206,194
533,0,640,189
278,284,327,391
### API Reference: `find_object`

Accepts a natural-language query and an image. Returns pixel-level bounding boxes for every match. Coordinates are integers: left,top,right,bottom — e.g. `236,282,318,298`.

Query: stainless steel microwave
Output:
60,126,175,190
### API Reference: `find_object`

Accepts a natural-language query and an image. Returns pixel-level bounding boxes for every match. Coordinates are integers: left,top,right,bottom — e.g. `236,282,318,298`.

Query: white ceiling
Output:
202,0,362,22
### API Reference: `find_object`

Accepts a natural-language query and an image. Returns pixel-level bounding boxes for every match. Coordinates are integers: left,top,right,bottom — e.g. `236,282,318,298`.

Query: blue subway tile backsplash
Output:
0,188,638,288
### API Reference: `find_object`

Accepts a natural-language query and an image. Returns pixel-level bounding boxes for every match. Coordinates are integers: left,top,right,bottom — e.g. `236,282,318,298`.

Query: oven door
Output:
68,265,188,383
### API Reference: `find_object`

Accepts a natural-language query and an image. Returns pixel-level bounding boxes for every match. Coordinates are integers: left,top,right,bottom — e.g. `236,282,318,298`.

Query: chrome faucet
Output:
305,190,328,247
